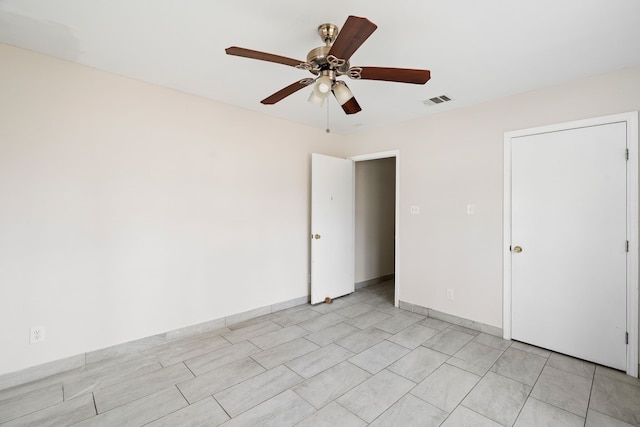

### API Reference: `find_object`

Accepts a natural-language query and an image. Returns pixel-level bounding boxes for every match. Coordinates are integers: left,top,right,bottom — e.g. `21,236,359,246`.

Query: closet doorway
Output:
351,151,399,306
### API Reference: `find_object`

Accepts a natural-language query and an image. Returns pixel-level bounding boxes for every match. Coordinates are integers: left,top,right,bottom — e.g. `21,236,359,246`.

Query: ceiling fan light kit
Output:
315,74,334,95
225,15,431,115
332,81,353,105
308,88,326,107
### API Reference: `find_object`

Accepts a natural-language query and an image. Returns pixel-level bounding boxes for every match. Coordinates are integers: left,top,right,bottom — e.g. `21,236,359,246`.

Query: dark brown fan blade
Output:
327,16,377,62
340,97,362,115
357,67,431,84
261,80,311,105
225,46,304,68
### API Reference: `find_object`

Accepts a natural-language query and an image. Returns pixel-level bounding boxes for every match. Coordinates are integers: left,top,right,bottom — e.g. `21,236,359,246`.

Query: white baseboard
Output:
355,274,394,290
398,300,503,338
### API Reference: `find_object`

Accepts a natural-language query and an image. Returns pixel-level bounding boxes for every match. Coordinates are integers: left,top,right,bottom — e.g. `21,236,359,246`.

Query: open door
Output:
311,153,354,304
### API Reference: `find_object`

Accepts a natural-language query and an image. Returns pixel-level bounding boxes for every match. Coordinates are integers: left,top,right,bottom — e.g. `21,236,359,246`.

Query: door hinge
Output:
625,148,629,160
626,332,629,344
626,240,630,252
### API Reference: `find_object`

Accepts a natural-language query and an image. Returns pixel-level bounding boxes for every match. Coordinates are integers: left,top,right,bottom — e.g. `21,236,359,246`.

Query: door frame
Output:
349,150,400,307
503,112,639,377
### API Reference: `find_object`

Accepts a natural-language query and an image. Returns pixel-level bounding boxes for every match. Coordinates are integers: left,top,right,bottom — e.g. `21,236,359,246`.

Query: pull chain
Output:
325,97,330,133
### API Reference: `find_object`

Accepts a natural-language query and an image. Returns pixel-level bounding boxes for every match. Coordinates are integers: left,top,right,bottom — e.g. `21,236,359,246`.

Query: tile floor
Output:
1,281,639,426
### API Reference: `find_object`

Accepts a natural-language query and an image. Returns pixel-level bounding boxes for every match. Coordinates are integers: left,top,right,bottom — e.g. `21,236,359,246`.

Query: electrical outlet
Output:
410,205,420,215
30,326,45,344
446,289,455,300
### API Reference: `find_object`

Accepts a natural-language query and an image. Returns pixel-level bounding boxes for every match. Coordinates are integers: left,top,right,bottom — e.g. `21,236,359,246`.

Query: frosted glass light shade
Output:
308,90,326,107
316,76,333,94
333,81,353,105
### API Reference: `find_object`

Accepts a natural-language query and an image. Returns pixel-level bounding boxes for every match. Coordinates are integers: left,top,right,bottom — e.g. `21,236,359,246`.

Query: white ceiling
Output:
1,0,640,134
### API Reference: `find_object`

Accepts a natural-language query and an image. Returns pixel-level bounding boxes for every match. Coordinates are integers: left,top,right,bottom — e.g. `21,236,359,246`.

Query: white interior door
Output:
311,153,354,304
511,122,628,370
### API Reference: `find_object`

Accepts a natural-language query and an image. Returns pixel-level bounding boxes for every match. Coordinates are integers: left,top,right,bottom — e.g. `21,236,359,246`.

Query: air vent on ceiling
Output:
423,95,452,106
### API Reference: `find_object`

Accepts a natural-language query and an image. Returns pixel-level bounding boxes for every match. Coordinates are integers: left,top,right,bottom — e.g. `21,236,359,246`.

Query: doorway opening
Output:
350,151,399,307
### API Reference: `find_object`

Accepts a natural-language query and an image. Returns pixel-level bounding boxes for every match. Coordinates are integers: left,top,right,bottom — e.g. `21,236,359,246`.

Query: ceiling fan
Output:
225,15,431,115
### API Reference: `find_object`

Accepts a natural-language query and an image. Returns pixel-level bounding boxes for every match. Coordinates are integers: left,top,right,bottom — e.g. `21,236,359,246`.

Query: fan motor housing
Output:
306,46,350,75
306,46,330,70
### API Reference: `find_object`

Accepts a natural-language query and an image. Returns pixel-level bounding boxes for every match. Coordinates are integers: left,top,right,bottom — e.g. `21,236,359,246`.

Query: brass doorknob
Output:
513,246,522,253
314,234,321,239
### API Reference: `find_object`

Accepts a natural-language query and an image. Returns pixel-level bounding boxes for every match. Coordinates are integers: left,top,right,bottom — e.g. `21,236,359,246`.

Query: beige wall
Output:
354,158,396,283
0,44,346,375
344,66,640,332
